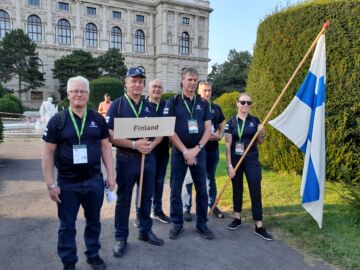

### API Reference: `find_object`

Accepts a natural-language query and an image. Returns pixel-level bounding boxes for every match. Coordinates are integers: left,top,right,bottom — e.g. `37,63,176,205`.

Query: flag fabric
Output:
269,34,326,228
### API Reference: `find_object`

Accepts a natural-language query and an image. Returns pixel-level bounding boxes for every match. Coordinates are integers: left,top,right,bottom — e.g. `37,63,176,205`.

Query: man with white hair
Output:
42,76,116,270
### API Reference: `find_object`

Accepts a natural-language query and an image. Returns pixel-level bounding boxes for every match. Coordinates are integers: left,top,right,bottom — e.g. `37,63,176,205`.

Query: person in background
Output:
98,93,112,117
224,92,273,241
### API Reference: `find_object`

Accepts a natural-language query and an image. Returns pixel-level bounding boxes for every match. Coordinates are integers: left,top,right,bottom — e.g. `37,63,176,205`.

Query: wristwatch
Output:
198,143,204,149
47,183,57,191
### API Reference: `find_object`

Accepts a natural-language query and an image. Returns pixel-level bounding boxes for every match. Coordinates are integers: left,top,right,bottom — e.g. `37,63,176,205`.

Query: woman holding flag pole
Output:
224,93,273,240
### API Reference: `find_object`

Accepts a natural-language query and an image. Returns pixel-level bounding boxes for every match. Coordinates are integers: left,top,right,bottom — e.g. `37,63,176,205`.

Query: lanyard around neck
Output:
125,93,143,118
69,109,87,144
237,117,246,141
149,97,160,112
182,93,196,119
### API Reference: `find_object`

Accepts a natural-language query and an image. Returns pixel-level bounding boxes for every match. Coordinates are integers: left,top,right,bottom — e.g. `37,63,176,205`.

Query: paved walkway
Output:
0,138,333,270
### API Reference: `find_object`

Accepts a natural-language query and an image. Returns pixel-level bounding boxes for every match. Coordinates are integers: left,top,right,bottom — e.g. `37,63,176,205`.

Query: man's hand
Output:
183,146,200,161
49,187,61,203
209,131,221,141
227,165,235,179
106,176,116,191
135,139,154,154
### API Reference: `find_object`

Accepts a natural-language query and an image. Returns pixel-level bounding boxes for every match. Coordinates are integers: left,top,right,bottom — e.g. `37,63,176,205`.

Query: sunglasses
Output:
238,100,253,105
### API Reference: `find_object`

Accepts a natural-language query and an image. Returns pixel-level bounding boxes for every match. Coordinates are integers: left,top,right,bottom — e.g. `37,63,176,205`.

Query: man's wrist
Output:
47,183,58,191
227,163,233,169
131,140,136,150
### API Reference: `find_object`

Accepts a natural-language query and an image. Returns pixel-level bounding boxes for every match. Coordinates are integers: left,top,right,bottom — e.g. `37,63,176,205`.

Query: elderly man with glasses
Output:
42,76,116,270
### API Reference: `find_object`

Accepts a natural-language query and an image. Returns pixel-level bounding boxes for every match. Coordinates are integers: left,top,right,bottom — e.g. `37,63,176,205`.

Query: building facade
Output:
0,0,211,107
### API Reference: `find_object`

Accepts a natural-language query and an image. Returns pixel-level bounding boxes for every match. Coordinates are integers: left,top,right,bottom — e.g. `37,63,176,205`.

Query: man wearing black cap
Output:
107,67,164,258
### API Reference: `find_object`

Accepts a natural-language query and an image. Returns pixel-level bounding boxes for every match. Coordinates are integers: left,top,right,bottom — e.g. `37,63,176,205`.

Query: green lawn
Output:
215,143,360,270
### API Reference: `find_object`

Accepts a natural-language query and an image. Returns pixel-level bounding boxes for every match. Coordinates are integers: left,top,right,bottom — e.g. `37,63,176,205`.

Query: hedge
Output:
2,94,24,114
89,77,124,108
214,91,240,121
246,0,360,184
0,97,22,114
57,98,96,111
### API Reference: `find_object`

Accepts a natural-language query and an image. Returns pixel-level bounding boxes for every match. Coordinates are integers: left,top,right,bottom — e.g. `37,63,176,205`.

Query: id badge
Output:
73,144,88,164
235,142,244,156
211,124,215,134
188,119,199,134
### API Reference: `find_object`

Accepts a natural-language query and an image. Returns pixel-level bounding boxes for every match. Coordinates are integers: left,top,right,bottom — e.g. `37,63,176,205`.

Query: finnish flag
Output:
269,34,326,228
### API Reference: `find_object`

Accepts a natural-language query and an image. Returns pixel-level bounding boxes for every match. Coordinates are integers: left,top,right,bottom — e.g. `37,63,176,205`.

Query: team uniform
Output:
224,114,263,221
43,109,108,265
183,102,225,211
163,94,211,229
107,95,157,241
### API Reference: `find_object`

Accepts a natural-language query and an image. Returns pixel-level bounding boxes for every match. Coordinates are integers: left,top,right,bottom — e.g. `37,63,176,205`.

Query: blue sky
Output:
208,0,303,68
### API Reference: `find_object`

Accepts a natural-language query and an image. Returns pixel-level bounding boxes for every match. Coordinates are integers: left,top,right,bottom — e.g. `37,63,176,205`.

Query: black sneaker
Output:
183,209,192,222
169,226,183,239
63,263,75,270
86,255,106,270
196,225,214,240
254,226,274,241
227,218,242,230
212,206,225,219
151,211,171,224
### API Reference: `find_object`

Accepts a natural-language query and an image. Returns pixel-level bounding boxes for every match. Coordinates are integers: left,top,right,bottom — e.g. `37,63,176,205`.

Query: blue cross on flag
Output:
269,34,326,228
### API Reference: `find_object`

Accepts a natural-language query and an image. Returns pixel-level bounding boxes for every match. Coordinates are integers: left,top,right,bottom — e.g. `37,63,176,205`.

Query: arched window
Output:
57,19,71,45
110,26,122,49
179,32,189,55
27,15,42,41
134,29,145,53
0,10,11,38
85,23,97,47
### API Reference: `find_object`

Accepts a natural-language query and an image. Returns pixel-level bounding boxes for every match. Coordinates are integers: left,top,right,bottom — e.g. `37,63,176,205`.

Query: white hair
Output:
67,76,90,92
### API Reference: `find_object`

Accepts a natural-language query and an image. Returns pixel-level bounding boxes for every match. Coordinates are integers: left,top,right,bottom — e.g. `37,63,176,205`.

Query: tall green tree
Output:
97,48,127,79
52,50,101,98
0,29,45,100
208,50,252,97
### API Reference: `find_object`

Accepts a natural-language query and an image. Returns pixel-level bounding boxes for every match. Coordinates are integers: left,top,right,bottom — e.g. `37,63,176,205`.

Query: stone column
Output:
101,5,108,50
75,0,82,48
46,0,54,44
126,9,133,52
15,0,21,29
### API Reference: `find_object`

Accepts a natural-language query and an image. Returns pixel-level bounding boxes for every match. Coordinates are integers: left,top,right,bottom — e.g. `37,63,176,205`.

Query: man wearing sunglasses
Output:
42,76,116,270
163,67,214,240
182,81,225,220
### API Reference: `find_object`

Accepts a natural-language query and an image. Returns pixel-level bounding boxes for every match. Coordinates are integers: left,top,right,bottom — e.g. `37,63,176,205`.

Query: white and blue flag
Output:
269,34,326,228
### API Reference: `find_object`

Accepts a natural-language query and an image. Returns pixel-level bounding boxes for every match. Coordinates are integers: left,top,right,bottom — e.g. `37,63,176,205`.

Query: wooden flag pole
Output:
138,138,147,208
209,21,330,215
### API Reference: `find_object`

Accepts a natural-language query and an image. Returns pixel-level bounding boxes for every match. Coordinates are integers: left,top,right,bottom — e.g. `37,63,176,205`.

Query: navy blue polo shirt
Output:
163,94,211,148
43,109,109,182
147,98,170,157
206,102,225,152
224,114,260,158
107,95,157,153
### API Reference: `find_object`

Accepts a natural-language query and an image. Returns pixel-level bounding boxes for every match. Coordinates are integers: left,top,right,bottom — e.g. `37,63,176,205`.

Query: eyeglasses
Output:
69,90,88,95
238,100,253,105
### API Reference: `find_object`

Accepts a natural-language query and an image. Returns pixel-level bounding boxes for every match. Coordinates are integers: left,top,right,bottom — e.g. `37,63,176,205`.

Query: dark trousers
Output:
114,152,155,240
153,153,169,214
170,148,208,228
231,155,263,221
183,148,219,209
57,174,104,265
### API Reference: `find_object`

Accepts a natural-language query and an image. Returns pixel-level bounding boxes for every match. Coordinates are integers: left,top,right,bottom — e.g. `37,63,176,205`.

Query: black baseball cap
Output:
126,67,146,78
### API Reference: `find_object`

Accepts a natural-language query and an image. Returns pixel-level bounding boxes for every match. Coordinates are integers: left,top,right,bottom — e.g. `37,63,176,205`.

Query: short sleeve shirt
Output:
42,109,109,182
106,95,157,153
206,102,225,152
224,114,260,158
163,94,211,148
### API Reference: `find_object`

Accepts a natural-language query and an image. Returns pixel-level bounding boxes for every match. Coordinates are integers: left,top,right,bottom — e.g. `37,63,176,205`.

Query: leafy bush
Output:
0,98,22,114
162,92,177,101
2,94,24,113
0,83,8,98
341,184,360,224
214,91,240,120
247,0,360,184
89,77,124,107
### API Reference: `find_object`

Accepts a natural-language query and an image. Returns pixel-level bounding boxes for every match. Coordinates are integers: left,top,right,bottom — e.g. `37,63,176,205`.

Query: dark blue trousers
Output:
170,148,208,228
114,152,155,240
57,174,104,265
153,152,169,214
231,154,263,221
183,148,219,209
